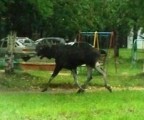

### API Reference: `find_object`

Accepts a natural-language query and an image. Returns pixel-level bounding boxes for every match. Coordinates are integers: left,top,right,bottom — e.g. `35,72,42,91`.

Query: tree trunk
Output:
113,30,119,57
5,53,14,73
5,32,16,74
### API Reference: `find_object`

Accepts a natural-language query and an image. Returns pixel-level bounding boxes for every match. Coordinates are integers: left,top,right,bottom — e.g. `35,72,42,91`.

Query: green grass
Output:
0,91,144,120
0,48,144,120
0,69,144,92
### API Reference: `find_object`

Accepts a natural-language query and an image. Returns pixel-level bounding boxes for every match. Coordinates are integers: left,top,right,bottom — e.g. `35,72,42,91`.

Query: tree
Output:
0,0,53,39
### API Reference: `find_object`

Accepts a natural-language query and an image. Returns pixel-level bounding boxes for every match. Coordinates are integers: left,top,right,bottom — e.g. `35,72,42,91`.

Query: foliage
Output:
0,0,53,38
28,0,53,19
0,0,144,44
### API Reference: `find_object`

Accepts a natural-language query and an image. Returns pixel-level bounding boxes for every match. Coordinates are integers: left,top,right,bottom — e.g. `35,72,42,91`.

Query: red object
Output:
20,63,55,71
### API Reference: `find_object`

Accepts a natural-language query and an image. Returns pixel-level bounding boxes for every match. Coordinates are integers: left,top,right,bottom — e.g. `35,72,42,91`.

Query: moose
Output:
36,42,112,93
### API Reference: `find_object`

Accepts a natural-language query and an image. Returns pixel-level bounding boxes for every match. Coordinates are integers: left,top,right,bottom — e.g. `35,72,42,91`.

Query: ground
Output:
0,70,144,94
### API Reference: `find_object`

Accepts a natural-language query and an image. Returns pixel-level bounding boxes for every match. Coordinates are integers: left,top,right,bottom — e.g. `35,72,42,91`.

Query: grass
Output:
0,69,143,92
1,91,144,120
0,48,144,120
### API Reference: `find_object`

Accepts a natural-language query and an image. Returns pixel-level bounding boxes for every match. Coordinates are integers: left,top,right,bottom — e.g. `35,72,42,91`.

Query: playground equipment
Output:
77,31,115,72
131,38,144,71
78,32,114,48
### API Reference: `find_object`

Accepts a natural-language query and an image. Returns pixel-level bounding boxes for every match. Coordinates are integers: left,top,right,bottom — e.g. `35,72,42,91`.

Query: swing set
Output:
77,31,115,71
78,31,113,49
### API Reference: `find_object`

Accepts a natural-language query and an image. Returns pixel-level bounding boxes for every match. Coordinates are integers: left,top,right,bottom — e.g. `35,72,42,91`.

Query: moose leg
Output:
95,62,112,92
71,69,77,85
41,65,62,92
81,65,93,89
71,69,84,93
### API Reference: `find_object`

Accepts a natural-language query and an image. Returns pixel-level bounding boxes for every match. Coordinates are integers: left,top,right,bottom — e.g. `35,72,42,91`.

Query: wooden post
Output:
5,32,16,73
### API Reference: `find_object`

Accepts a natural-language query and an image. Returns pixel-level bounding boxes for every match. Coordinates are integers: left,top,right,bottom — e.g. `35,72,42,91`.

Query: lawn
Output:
1,91,144,120
0,48,144,120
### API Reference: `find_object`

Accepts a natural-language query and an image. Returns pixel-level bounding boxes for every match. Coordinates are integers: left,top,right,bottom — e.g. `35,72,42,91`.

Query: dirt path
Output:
1,86,144,94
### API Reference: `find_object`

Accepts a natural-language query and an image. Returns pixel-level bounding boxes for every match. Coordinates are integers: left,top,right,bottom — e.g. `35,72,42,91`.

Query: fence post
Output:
5,32,16,73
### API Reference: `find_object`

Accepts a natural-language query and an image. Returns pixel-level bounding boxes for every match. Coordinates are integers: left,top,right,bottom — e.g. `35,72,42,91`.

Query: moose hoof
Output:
77,89,85,93
105,85,112,92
